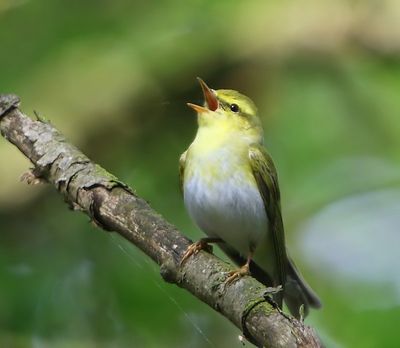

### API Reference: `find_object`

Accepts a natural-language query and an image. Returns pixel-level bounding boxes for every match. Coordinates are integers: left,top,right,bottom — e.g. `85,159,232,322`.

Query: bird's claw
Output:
224,265,250,286
180,240,211,266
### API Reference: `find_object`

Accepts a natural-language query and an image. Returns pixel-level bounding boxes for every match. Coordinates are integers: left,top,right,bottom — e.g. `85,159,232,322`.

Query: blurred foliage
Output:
1,0,400,347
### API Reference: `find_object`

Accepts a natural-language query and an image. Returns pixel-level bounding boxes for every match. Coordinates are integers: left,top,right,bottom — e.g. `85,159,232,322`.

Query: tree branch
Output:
0,94,322,348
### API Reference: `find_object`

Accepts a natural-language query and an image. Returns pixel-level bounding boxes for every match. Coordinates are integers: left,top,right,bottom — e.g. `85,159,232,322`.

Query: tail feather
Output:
284,257,321,318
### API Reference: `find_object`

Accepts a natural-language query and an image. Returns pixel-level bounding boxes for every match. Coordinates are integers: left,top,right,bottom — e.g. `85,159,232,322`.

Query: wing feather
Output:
249,144,287,305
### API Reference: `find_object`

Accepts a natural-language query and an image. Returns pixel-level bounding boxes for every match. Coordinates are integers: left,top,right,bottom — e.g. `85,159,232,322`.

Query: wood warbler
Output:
179,78,321,318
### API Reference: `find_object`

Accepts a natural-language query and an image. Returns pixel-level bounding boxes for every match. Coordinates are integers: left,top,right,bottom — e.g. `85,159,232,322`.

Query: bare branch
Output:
0,94,322,348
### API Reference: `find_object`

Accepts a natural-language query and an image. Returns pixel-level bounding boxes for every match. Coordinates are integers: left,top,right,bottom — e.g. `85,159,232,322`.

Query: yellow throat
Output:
185,79,264,183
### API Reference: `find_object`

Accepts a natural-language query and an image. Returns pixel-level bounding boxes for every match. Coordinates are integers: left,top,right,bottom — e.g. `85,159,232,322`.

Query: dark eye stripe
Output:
218,99,250,118
218,100,229,111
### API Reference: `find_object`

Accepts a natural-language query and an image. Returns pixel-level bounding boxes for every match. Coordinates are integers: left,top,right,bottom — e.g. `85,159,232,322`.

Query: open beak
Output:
187,77,219,113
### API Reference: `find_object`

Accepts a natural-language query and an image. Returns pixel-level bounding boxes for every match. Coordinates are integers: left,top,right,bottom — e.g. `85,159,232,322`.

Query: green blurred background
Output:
1,0,400,347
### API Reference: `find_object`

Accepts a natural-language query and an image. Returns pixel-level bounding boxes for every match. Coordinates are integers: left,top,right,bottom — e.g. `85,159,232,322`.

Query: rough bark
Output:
0,94,322,348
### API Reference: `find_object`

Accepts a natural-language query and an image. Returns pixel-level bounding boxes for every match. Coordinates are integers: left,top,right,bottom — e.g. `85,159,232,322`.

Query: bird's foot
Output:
180,239,212,266
224,263,250,286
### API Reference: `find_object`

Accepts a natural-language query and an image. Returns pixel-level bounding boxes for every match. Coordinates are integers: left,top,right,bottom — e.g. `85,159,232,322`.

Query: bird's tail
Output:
284,257,322,319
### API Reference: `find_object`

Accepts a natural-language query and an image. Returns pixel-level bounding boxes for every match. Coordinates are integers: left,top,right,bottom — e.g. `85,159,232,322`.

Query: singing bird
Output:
179,78,321,317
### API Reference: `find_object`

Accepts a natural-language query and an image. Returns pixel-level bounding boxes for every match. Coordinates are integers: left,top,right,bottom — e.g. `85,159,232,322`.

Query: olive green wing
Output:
179,150,187,194
249,144,287,305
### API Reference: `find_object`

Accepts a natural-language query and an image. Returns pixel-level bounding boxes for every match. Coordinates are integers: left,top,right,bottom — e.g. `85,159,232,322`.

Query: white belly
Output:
184,169,269,257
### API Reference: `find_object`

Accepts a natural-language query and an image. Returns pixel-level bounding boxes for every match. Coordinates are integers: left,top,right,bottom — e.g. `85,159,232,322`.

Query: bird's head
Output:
187,78,263,138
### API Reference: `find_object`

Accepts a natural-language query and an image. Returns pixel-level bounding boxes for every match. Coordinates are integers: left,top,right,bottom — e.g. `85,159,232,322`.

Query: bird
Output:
179,77,321,318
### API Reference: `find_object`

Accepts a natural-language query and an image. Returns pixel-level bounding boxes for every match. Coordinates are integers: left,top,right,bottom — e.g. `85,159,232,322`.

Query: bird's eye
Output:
230,103,239,113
